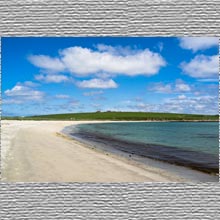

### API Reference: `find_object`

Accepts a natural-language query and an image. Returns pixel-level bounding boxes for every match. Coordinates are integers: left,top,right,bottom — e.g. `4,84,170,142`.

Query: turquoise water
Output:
68,122,219,173
76,122,219,156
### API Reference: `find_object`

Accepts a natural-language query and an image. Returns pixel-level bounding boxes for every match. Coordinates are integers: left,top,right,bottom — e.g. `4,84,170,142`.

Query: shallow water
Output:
68,122,219,174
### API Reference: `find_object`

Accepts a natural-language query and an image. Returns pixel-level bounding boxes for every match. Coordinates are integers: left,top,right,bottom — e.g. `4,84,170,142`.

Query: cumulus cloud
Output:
157,42,164,52
4,82,45,104
91,103,101,109
35,74,69,83
55,94,70,99
28,45,166,77
180,55,218,79
67,100,80,107
177,95,186,100
22,81,40,87
175,79,191,92
83,90,103,96
76,78,118,89
179,37,218,52
163,95,218,114
148,80,191,93
117,94,218,115
148,83,172,93
28,55,65,72
197,78,219,82
95,44,132,56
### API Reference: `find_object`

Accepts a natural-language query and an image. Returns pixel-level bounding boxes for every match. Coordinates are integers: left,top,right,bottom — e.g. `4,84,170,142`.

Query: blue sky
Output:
2,37,219,116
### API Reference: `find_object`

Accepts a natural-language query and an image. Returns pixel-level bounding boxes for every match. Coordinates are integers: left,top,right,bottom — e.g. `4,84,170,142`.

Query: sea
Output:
64,122,219,174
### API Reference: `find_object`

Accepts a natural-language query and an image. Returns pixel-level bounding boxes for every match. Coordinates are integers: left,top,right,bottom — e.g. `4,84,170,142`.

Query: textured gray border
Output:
0,1,220,219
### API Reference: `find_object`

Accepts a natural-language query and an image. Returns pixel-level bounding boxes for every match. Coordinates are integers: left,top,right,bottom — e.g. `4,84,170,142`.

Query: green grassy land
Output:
2,112,219,121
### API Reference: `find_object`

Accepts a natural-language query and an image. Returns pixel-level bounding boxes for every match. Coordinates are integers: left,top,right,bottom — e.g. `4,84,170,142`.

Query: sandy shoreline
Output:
1,120,218,182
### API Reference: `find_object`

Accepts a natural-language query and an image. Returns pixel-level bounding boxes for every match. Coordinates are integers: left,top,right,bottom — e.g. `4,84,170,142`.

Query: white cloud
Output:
178,95,186,100
4,82,45,104
179,37,218,52
3,98,25,105
118,94,218,114
95,44,140,56
175,79,191,92
91,103,101,109
55,94,70,99
181,55,218,78
148,80,191,93
83,90,103,96
22,81,39,87
68,100,80,107
197,78,219,82
76,78,118,89
158,42,164,52
96,44,128,55
163,95,218,114
62,47,166,76
28,55,65,72
35,74,69,83
148,83,172,93
29,45,166,77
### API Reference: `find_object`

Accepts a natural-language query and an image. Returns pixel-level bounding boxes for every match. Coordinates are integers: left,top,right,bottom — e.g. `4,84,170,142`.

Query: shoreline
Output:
1,120,218,182
63,128,218,175
62,123,218,182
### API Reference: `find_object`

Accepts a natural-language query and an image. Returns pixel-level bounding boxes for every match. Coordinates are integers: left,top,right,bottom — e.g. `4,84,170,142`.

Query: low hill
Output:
2,112,219,121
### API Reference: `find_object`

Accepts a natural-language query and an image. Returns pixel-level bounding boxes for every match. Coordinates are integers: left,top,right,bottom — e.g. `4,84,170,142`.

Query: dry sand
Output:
1,120,216,182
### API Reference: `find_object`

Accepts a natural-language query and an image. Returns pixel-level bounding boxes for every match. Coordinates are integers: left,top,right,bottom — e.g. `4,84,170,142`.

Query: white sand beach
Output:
1,120,217,182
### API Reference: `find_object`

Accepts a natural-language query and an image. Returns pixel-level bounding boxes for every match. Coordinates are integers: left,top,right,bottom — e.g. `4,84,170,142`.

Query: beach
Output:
1,120,218,182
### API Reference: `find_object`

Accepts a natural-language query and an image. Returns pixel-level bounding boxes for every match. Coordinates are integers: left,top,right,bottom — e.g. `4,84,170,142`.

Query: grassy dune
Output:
2,112,219,121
